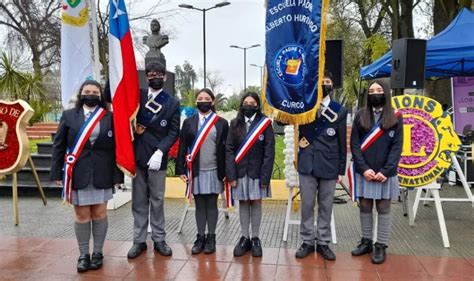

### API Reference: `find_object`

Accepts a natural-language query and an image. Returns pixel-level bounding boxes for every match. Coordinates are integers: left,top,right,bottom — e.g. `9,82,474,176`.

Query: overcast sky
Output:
130,0,267,96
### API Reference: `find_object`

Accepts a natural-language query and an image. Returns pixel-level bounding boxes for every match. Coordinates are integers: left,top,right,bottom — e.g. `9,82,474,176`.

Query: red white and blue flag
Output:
108,0,140,176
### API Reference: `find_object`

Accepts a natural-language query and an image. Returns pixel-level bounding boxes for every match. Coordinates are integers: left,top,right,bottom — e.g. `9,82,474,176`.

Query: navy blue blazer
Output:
225,115,275,186
133,89,180,169
175,114,229,181
50,108,124,189
350,111,403,177
297,101,348,179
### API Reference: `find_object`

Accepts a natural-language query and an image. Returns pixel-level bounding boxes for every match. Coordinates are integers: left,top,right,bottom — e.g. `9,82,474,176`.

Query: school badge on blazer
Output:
0,100,34,175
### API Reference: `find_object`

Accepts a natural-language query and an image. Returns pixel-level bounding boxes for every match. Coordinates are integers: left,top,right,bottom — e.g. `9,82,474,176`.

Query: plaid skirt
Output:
192,169,223,195
232,175,271,201
72,184,113,206
354,173,400,200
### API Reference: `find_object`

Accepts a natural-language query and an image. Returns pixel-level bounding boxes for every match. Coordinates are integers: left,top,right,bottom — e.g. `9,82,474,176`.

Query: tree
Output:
94,0,176,77
0,0,61,75
380,0,420,40
175,61,197,94
425,0,473,105
201,69,225,94
0,51,52,123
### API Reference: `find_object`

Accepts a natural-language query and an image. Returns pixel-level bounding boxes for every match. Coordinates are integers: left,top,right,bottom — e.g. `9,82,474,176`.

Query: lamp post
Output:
250,63,264,87
230,44,261,91
179,2,231,88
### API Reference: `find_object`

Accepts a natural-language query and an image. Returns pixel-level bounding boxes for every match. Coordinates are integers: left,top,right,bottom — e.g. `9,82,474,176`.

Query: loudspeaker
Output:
325,40,344,88
390,38,427,89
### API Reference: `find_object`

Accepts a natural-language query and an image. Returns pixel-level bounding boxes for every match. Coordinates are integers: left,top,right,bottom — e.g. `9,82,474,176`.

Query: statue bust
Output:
143,19,169,67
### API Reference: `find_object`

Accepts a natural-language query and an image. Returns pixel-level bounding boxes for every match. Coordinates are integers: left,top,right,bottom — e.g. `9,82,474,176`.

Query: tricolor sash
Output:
63,107,107,204
235,117,272,164
347,110,401,202
185,113,219,203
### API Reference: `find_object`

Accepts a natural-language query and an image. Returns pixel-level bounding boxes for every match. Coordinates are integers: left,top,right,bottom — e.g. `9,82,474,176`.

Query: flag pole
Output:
89,0,101,80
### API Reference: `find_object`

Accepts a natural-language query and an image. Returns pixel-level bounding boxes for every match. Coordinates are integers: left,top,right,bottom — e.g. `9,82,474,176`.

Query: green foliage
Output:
175,61,197,94
364,35,390,62
222,93,241,112
0,51,53,123
214,93,228,111
180,89,196,107
272,135,284,179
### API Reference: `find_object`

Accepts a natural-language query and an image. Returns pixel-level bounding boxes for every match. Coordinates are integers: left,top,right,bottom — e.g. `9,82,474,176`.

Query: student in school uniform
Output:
226,92,275,257
51,80,123,273
295,71,347,261
349,80,403,264
176,88,229,255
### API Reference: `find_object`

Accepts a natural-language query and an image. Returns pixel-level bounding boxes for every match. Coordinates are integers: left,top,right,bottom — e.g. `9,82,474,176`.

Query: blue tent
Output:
360,8,474,80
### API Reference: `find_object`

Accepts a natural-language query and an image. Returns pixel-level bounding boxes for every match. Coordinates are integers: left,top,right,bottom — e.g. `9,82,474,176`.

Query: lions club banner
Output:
393,95,461,187
262,0,329,124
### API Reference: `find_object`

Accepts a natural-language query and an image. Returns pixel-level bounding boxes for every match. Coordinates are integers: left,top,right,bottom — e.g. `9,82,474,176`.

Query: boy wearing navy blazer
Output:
127,62,180,259
295,71,347,261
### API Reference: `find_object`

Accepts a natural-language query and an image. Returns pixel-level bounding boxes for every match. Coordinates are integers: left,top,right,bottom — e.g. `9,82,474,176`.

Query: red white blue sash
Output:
185,113,219,202
63,107,107,204
347,110,401,202
235,117,272,164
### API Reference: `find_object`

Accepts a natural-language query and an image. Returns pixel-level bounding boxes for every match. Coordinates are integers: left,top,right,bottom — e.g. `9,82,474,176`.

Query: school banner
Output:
262,0,329,124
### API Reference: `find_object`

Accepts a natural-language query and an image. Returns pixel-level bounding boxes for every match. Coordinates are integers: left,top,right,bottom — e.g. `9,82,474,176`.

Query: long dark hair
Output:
232,92,263,137
358,80,398,131
75,80,109,110
195,88,216,112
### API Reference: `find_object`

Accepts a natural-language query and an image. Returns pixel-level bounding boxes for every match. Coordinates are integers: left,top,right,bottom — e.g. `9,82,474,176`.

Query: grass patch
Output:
29,138,51,154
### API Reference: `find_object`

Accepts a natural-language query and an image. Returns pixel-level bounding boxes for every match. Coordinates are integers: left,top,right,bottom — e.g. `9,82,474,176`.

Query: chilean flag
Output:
108,0,139,176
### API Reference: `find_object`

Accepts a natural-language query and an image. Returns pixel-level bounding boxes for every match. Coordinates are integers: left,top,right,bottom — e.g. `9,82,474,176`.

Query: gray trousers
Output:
132,166,166,243
299,173,336,246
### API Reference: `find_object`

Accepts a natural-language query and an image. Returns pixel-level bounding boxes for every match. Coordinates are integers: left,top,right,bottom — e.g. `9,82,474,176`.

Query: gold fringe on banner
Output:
261,0,330,125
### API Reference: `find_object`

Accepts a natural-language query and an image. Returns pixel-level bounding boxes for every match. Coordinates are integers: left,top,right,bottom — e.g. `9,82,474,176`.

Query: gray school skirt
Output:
232,175,272,201
354,173,400,200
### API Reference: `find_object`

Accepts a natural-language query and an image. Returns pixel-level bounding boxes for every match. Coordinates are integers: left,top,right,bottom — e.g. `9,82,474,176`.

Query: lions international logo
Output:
392,95,461,187
274,44,306,86
61,0,89,27
0,100,34,175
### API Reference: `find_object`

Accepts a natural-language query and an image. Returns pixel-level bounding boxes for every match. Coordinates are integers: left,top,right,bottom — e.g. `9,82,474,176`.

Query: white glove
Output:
147,149,163,171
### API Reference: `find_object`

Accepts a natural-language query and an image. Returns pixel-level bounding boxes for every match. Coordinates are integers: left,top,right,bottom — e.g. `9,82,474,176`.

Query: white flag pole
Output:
89,0,101,81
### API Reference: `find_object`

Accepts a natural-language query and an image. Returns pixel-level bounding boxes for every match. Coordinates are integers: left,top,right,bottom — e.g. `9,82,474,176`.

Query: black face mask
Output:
241,104,258,118
322,85,333,97
368,94,386,108
148,77,164,90
81,95,100,107
196,102,213,113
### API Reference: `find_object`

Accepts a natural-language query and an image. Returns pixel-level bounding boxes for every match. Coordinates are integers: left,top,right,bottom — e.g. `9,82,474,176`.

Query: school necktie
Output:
148,93,153,101
85,111,91,121
200,116,206,129
246,119,252,132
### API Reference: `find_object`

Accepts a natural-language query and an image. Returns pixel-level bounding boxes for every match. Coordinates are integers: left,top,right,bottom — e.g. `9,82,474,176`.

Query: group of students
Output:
50,62,403,273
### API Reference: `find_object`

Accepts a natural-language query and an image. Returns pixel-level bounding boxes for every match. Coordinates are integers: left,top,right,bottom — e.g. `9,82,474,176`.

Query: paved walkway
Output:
0,186,472,280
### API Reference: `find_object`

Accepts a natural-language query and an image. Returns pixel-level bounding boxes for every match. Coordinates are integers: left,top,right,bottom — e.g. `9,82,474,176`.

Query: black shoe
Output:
192,234,206,255
89,252,104,270
251,237,263,257
154,241,173,256
233,236,251,257
316,244,336,261
203,234,216,255
127,242,147,259
372,242,387,264
351,238,373,256
77,254,90,273
295,243,315,259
